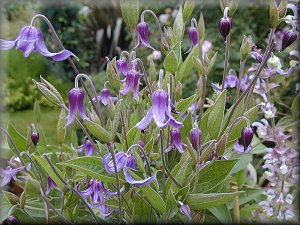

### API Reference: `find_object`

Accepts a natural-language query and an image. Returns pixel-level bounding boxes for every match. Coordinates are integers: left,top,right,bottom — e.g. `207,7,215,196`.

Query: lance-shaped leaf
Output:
183,0,196,21
111,100,122,140
33,100,41,123
173,6,184,42
107,57,120,93
7,122,27,152
185,191,244,210
198,12,205,42
178,44,199,82
57,108,66,146
84,120,111,143
120,0,139,29
270,0,279,28
163,50,178,74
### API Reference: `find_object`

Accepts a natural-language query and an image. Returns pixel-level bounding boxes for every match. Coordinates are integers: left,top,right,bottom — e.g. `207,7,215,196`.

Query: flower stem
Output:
160,130,166,200
231,183,240,224
235,59,246,101
127,144,152,177
198,75,207,124
141,10,164,40
136,58,153,95
221,35,230,91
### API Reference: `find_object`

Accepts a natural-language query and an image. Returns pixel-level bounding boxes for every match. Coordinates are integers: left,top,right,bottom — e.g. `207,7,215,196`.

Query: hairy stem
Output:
221,35,231,90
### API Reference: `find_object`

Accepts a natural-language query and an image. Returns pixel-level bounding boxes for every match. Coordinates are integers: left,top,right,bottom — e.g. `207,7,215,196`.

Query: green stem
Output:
198,75,207,124
235,60,246,101
221,35,230,91
160,130,166,200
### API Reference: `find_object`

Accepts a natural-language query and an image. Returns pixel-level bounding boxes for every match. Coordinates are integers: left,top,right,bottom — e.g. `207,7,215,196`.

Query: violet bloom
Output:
189,126,202,151
116,58,129,76
218,10,232,41
241,127,254,151
72,139,97,156
186,27,199,54
134,22,155,50
180,204,191,219
165,128,187,154
120,69,141,100
0,25,77,61
212,71,238,91
66,88,89,127
31,131,39,147
281,29,297,51
102,151,155,187
233,141,252,154
92,87,117,106
45,176,60,195
0,166,25,187
135,89,183,130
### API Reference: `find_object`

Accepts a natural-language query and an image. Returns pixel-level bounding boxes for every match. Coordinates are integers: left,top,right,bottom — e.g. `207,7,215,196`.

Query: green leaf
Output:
33,100,41,123
120,0,139,28
175,184,190,202
173,6,184,41
2,191,20,205
270,0,279,28
177,44,199,82
227,188,264,209
111,100,122,140
133,193,158,223
183,0,196,21
59,156,121,183
185,191,244,210
176,94,195,115
230,154,252,174
207,90,227,139
125,127,139,148
207,51,218,75
106,57,120,93
57,108,66,146
163,50,178,74
32,155,64,189
291,93,300,116
84,120,111,143
127,170,166,213
208,205,232,224
195,160,238,193
7,121,27,152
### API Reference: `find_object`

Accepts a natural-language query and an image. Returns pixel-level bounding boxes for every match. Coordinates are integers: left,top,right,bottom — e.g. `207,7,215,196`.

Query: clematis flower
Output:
212,70,238,91
72,139,97,156
116,58,129,76
189,125,202,152
0,166,25,187
0,25,77,61
135,89,183,130
218,8,232,41
165,128,187,154
120,69,141,100
241,127,254,151
180,204,191,219
281,29,297,51
233,141,252,154
92,87,117,106
66,88,89,127
102,150,155,187
45,176,60,195
186,19,199,54
134,22,155,50
31,131,39,147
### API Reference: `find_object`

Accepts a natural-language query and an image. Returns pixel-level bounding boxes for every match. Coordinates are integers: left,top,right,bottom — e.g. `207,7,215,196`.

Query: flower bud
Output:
31,132,39,147
240,35,253,61
267,55,282,71
3,215,21,225
189,126,202,152
218,17,232,41
281,30,297,51
241,127,253,151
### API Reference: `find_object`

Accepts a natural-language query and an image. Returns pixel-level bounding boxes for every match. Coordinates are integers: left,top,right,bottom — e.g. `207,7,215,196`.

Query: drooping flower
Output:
241,127,254,151
116,58,129,76
45,176,60,195
135,89,182,130
134,22,155,50
281,29,297,51
120,69,141,100
66,88,89,127
0,166,25,187
92,87,117,106
179,204,191,219
31,131,39,147
102,150,155,187
212,70,238,91
186,18,199,54
233,141,252,154
189,125,202,152
72,139,97,156
165,128,187,154
0,25,77,61
218,8,232,41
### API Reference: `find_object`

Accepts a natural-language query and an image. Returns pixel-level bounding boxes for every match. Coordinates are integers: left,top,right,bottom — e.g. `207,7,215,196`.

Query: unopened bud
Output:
241,127,253,152
240,35,253,61
31,132,39,147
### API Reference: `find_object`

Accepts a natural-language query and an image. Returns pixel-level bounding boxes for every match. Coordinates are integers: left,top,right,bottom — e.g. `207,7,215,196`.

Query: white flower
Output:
267,55,282,71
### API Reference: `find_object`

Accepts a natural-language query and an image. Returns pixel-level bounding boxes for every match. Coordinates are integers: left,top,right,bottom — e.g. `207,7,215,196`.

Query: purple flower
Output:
218,17,232,41
189,127,202,151
72,139,97,156
0,166,25,187
120,69,141,100
233,141,252,154
116,58,129,76
31,131,39,147
135,89,183,130
66,88,89,127
45,176,60,195
92,87,117,106
281,30,297,51
165,128,187,154
180,204,191,219
0,26,77,61
102,151,155,187
134,22,155,50
186,27,199,53
241,127,254,151
224,74,238,88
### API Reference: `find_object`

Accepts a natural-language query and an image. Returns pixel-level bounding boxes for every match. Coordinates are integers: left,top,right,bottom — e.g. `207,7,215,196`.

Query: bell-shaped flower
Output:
72,139,97,156
165,128,187,154
186,27,199,54
241,127,254,151
66,88,89,127
179,204,191,219
0,25,77,61
0,166,25,187
120,69,141,100
102,150,155,187
189,126,202,152
92,87,117,106
45,176,60,195
281,29,297,51
233,141,252,154
134,22,155,50
116,58,129,76
224,74,238,88
218,16,232,41
135,89,183,130
31,131,39,147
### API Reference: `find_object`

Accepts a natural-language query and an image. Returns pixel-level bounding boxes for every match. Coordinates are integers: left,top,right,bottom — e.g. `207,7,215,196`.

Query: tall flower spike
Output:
134,22,155,50
0,25,77,61
120,68,141,100
186,18,199,54
281,29,297,51
218,7,232,41
165,128,187,154
66,88,89,127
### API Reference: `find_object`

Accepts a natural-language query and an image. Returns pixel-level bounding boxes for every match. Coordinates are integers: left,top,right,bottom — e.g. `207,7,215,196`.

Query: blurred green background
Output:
0,0,297,145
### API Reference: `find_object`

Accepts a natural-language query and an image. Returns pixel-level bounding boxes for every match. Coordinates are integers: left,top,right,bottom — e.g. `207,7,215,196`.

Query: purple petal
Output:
171,128,186,153
224,74,238,88
212,83,222,91
233,141,252,154
76,89,89,121
0,39,16,50
102,152,127,174
105,186,125,196
0,176,12,187
84,140,94,156
100,204,114,217
165,143,174,153
66,88,78,127
123,168,155,187
120,70,134,95
46,176,60,195
180,204,191,218
75,183,94,197
152,90,168,124
15,26,39,57
135,107,153,130
100,88,111,106
0,166,24,177
277,67,294,76
135,22,155,50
